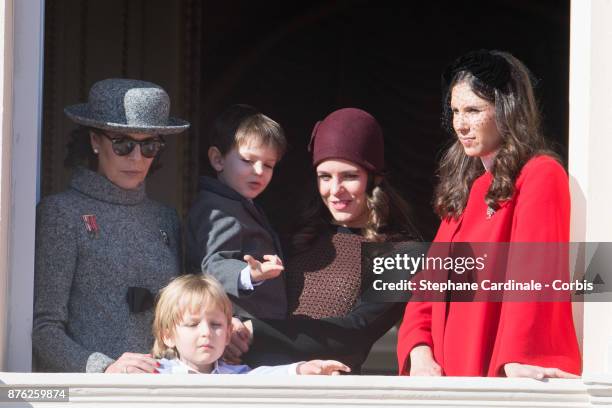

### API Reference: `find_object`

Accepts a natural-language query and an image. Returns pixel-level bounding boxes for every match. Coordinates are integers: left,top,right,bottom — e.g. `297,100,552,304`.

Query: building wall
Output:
1,0,611,375
569,0,612,374
41,0,199,214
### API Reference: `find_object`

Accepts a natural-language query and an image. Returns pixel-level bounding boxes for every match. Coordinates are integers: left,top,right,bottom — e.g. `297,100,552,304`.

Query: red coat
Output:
397,155,581,376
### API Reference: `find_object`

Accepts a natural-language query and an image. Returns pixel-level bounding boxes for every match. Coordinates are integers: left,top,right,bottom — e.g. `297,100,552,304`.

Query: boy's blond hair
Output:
152,274,233,359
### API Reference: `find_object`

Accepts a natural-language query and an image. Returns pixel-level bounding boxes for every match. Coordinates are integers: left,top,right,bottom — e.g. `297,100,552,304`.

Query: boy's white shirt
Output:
157,357,300,375
239,265,262,290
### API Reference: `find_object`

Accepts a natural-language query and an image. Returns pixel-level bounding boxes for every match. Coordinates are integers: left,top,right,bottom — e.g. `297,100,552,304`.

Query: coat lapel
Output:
199,176,284,258
242,200,284,258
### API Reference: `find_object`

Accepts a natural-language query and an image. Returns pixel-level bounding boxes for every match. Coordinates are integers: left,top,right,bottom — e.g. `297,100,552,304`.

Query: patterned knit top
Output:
285,226,367,319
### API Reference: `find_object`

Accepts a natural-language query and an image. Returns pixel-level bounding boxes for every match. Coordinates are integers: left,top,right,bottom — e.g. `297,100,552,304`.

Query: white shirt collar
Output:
159,358,219,374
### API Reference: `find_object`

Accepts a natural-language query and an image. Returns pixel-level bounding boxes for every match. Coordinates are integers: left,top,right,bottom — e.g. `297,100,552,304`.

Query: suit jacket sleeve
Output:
191,207,248,297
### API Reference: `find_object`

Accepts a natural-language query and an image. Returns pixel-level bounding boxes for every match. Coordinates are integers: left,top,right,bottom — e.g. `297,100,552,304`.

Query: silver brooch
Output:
486,206,496,219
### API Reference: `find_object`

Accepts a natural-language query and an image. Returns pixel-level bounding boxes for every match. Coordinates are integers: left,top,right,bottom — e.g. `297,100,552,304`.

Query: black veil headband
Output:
441,49,511,92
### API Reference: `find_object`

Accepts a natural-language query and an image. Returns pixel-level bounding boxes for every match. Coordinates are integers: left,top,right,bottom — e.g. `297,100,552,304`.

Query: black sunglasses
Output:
97,131,165,158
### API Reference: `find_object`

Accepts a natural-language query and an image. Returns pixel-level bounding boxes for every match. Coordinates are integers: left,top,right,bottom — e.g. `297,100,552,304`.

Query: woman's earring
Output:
93,148,99,154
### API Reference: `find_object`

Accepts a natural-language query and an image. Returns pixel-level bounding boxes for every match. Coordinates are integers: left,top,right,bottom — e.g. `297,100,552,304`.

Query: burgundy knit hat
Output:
308,108,384,173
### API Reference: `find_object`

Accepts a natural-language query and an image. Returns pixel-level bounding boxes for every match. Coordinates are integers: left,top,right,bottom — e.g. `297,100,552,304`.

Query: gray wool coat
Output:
32,167,181,372
185,176,287,319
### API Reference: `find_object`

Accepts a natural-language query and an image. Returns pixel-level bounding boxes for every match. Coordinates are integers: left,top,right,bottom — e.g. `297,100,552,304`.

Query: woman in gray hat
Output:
32,79,189,373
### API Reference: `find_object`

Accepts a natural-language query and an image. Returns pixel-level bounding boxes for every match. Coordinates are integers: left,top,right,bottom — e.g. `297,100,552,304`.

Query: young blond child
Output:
186,104,287,320
152,274,349,375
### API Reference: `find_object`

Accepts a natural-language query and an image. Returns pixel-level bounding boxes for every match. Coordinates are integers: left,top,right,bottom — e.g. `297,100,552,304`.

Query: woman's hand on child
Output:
104,352,160,374
223,318,253,364
244,254,284,282
297,360,351,375
409,345,442,376
504,363,580,379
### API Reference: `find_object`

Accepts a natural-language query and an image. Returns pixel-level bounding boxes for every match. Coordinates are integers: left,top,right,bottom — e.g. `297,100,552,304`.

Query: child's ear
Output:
208,146,225,172
162,331,176,348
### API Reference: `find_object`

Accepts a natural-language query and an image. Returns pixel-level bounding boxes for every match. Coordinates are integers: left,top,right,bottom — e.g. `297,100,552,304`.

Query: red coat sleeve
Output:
489,156,581,376
397,220,451,375
397,220,456,375
396,301,434,375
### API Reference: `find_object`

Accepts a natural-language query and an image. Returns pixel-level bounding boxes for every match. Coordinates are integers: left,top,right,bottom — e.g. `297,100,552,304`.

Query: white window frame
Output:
2,0,44,372
2,0,612,379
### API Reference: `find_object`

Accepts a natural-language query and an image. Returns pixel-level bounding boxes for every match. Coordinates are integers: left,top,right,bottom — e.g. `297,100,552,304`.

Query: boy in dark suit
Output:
186,105,287,320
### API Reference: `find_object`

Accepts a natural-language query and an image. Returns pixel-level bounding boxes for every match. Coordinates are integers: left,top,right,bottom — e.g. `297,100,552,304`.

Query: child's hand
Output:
223,318,253,364
244,254,284,282
296,360,351,375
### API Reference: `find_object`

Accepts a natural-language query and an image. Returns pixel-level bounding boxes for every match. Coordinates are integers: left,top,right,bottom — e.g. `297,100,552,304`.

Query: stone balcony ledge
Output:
1,372,611,407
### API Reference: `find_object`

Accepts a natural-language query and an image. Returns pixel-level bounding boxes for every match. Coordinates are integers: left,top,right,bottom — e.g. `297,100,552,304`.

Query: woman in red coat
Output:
397,50,581,378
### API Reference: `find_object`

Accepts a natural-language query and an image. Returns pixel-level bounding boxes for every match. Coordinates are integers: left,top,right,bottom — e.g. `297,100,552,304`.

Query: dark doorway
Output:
43,1,570,238
192,0,570,239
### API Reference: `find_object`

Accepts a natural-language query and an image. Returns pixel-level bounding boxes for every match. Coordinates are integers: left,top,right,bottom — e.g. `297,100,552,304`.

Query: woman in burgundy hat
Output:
225,108,422,373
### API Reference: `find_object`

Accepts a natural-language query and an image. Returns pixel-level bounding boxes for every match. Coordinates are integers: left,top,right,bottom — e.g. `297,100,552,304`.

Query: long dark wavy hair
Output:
291,172,421,254
434,50,559,220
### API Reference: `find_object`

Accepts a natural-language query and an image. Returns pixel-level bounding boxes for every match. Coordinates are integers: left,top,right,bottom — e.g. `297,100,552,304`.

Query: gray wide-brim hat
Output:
64,78,190,135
